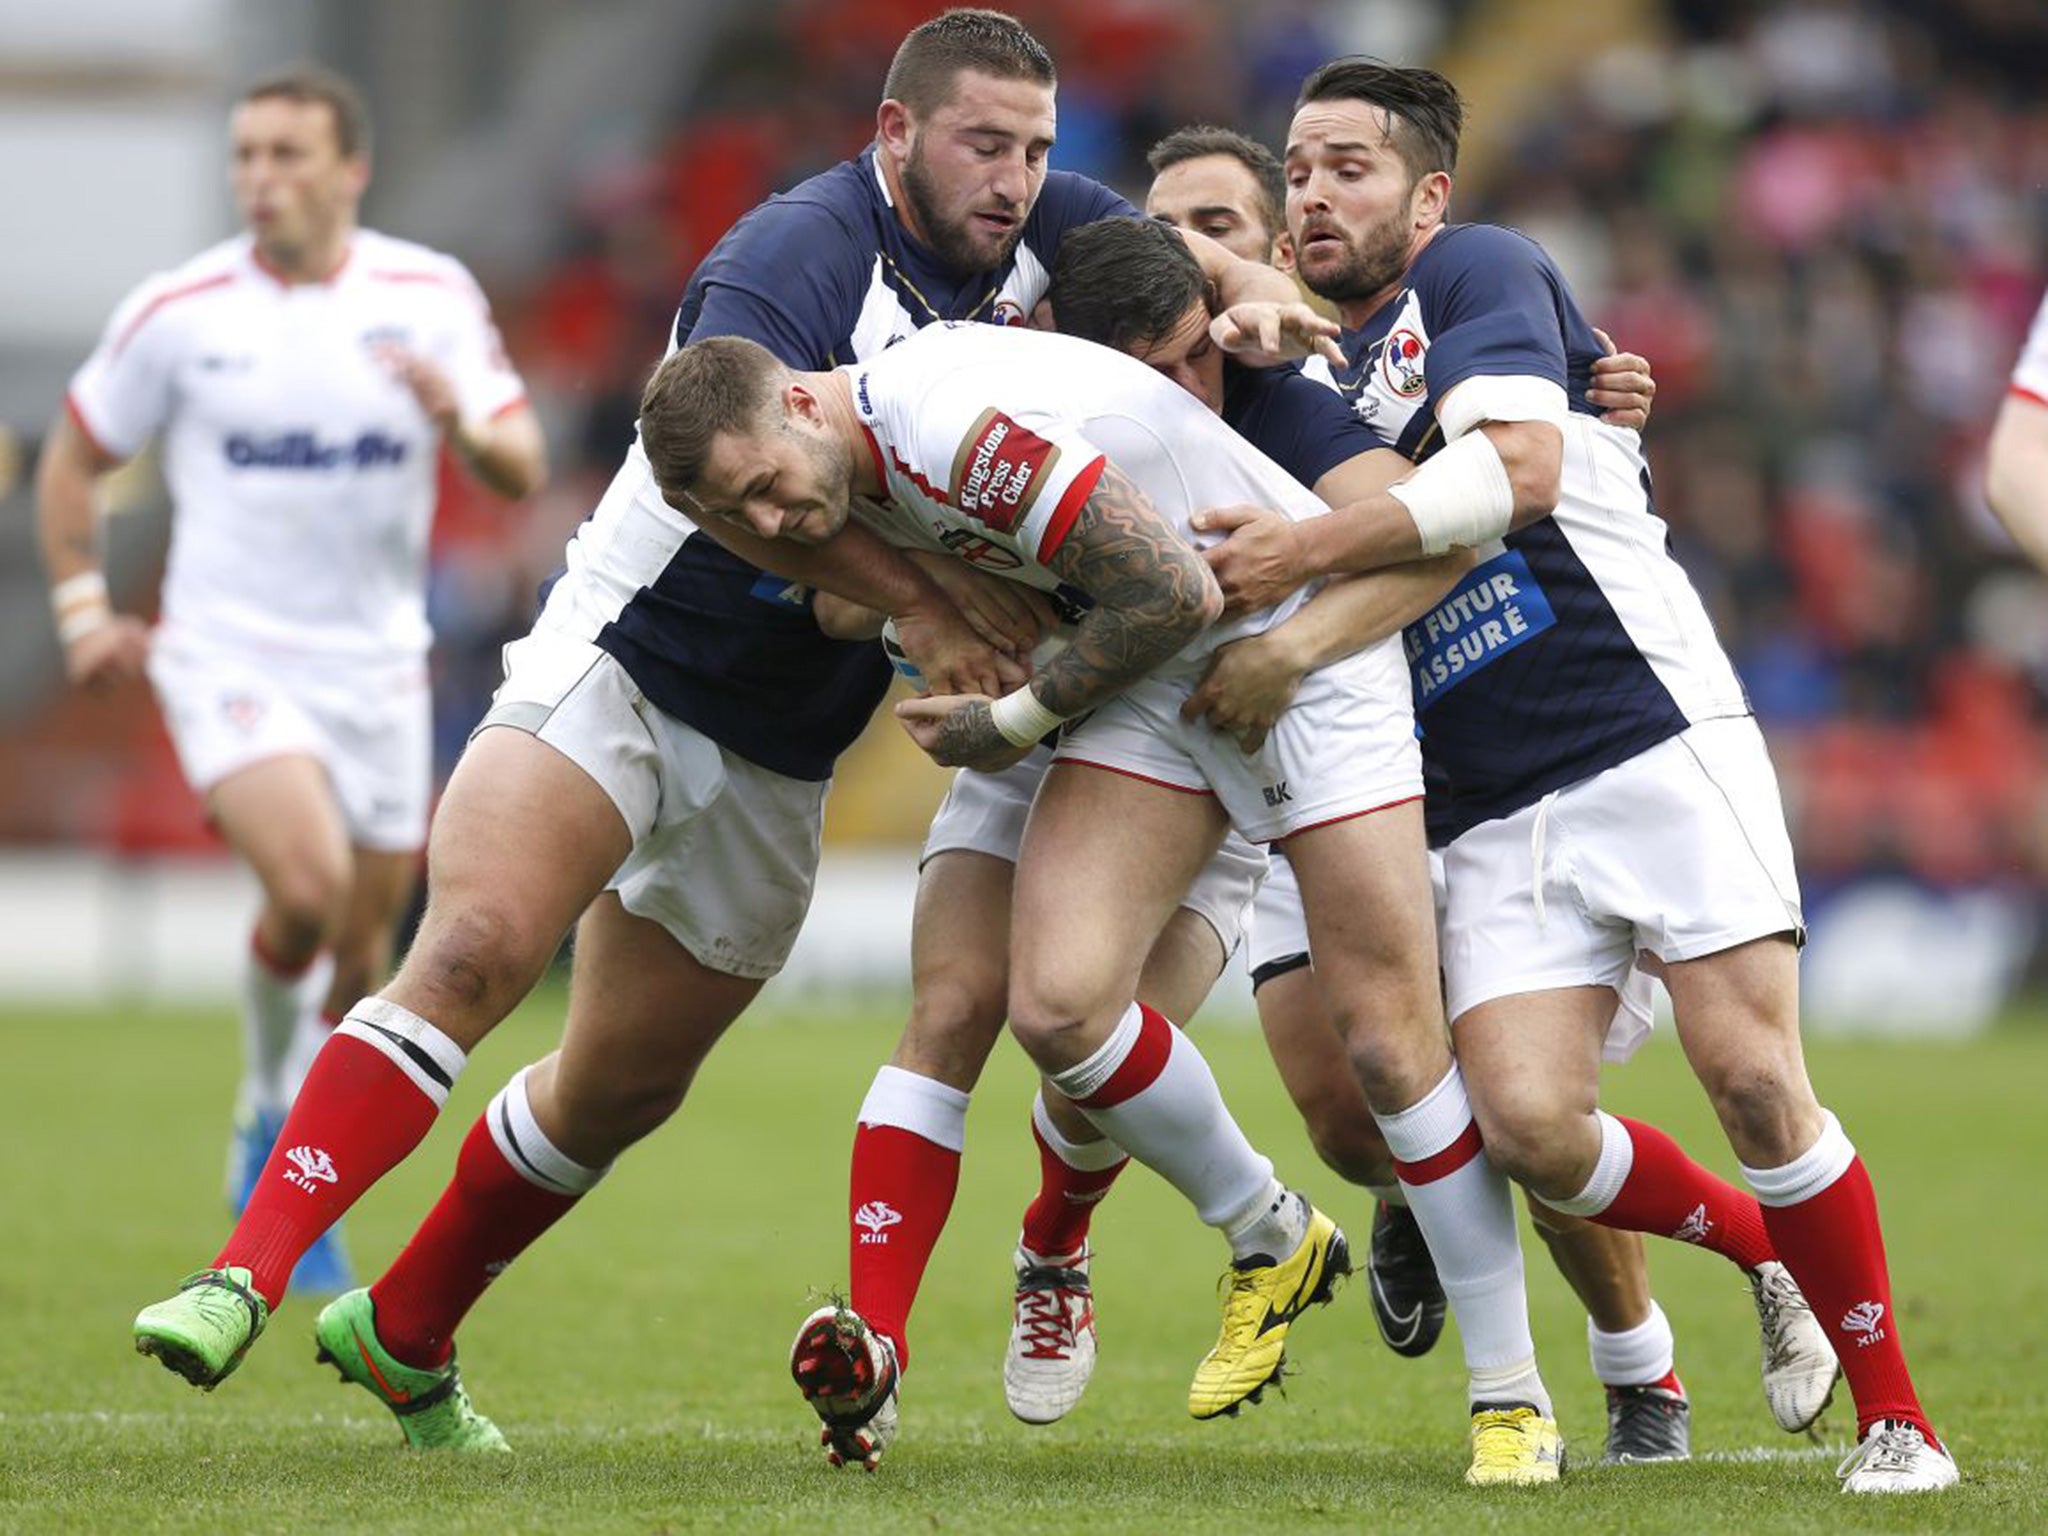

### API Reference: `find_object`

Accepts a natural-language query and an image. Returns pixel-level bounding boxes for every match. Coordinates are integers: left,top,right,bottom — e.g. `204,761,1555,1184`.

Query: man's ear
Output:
1412,170,1452,231
784,379,823,426
1270,230,1296,275
876,98,914,162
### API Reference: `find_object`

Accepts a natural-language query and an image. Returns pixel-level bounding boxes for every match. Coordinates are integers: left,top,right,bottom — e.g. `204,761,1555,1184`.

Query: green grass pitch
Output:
1,988,2042,1533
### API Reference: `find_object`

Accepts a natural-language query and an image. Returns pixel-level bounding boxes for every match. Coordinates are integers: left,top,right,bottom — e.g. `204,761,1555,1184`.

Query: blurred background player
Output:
1985,286,2048,571
37,65,545,1297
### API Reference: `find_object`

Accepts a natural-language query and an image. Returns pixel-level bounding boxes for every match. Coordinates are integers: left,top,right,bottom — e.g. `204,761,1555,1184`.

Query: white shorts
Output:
1054,637,1421,844
483,627,826,979
1439,716,1802,1060
922,750,1268,956
1245,839,1659,1062
147,625,431,851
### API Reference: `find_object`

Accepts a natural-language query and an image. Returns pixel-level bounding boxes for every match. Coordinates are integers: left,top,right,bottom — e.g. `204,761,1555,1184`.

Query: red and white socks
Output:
1545,1110,1775,1272
1045,1004,1295,1262
847,1065,970,1371
220,996,466,1307
1589,1301,1679,1392
1018,1088,1129,1262
1375,1062,1548,1415
371,1064,606,1369
240,929,333,1119
1741,1110,1933,1441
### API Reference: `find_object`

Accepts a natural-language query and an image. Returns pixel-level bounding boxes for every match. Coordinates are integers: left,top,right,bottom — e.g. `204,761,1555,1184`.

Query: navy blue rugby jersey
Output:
539,147,1134,780
1300,223,1749,843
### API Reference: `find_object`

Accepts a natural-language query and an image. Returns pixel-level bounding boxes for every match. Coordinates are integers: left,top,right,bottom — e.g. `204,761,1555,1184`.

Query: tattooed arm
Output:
896,460,1223,769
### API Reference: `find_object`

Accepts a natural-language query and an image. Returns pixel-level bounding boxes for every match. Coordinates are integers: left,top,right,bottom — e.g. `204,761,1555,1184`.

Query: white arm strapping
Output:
1387,429,1516,556
989,684,1068,748
1437,374,1570,442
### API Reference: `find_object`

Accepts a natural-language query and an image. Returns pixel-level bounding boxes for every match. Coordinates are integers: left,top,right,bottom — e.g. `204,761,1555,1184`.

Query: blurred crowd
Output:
20,0,2048,908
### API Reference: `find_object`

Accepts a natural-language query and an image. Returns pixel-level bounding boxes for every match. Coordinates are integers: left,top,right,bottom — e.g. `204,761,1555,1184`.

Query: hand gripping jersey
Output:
843,324,1329,662
66,230,527,663
2010,288,2048,405
1301,223,1750,843
539,147,1134,780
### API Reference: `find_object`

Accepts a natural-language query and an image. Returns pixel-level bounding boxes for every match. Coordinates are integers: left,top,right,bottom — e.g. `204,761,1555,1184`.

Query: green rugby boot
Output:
313,1289,509,1452
134,1266,269,1389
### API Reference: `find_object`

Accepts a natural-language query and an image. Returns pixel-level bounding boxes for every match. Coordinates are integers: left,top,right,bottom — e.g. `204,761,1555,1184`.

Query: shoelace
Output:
1015,1268,1087,1360
1837,1422,1924,1481
1751,1267,1811,1370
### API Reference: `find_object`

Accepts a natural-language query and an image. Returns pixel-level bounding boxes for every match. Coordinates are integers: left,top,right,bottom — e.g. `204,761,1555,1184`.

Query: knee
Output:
399,901,553,1018
1469,1095,1583,1193
1006,983,1101,1069
264,860,350,951
1699,1058,1813,1161
899,969,1008,1085
1340,1017,1446,1115
1302,1103,1396,1188
542,1070,686,1165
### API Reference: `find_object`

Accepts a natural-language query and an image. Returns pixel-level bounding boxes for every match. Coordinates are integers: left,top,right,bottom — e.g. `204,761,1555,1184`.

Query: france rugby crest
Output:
1381,327,1428,398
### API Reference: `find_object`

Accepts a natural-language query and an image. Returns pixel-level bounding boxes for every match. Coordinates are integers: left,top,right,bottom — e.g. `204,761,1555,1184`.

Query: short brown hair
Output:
1147,125,1286,244
1049,218,1207,354
881,8,1055,117
638,336,789,500
241,65,372,159
1296,58,1463,181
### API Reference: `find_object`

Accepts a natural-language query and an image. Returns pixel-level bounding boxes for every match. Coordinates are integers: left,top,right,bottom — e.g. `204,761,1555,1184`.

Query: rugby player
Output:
639,311,1565,1486
1195,59,1954,1495
1985,287,2048,569
40,66,544,1299
127,10,1334,1464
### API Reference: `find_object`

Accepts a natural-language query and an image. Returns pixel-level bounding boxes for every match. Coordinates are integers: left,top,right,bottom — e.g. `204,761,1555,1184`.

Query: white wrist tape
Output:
51,571,112,645
1387,429,1516,556
988,684,1067,748
1437,374,1569,443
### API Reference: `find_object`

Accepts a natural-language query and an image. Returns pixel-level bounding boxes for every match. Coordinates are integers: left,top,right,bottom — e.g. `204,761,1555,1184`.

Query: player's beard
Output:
901,138,1025,274
1296,206,1413,307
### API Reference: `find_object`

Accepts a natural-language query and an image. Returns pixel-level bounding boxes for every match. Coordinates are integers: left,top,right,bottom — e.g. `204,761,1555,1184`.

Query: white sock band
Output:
1544,1110,1634,1218
857,1064,970,1153
1741,1110,1855,1208
1372,1062,1474,1164
1589,1300,1675,1389
334,996,467,1108
1032,1088,1128,1173
487,1065,607,1196
1045,1004,1144,1104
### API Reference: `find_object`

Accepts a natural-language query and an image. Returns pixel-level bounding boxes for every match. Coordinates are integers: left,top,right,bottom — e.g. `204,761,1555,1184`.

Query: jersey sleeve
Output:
1231,364,1386,488
439,259,529,422
898,367,1107,564
1420,227,1571,439
66,274,184,459
680,198,872,368
2011,289,2048,405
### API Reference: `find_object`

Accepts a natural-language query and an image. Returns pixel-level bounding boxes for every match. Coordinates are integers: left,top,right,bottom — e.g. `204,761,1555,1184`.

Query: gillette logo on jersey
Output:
224,430,408,471
1405,549,1556,705
952,408,1058,533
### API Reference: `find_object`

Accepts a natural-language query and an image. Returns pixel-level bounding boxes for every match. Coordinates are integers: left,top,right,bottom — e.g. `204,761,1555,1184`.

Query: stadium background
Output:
1,0,2045,1019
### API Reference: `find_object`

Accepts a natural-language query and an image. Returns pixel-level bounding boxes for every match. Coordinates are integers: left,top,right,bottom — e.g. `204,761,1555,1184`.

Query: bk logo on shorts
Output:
951,408,1058,534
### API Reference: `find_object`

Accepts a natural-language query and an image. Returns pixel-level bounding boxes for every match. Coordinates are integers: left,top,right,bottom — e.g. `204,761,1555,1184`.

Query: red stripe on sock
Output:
216,1032,443,1307
370,1113,579,1370
847,1124,961,1371
1758,1155,1931,1440
1020,1118,1129,1260
1392,1119,1484,1186
1076,1006,1173,1110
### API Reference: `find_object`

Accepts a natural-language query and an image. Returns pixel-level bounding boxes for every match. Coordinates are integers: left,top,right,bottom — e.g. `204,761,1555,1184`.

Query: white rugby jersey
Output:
844,323,1327,664
2011,287,2048,405
67,229,527,663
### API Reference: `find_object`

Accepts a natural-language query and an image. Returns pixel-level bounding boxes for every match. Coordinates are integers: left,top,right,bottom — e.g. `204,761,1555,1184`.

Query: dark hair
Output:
1047,218,1208,353
1296,58,1463,181
240,65,372,159
1147,124,1286,242
881,8,1056,116
638,336,788,499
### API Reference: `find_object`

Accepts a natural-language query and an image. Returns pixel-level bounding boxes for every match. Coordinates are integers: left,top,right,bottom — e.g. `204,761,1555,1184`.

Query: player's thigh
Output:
209,753,354,919
1009,762,1226,1037
391,726,634,1029
1136,830,1264,1025
1451,986,1612,1191
895,849,1017,1090
535,892,764,1167
1283,799,1445,1102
